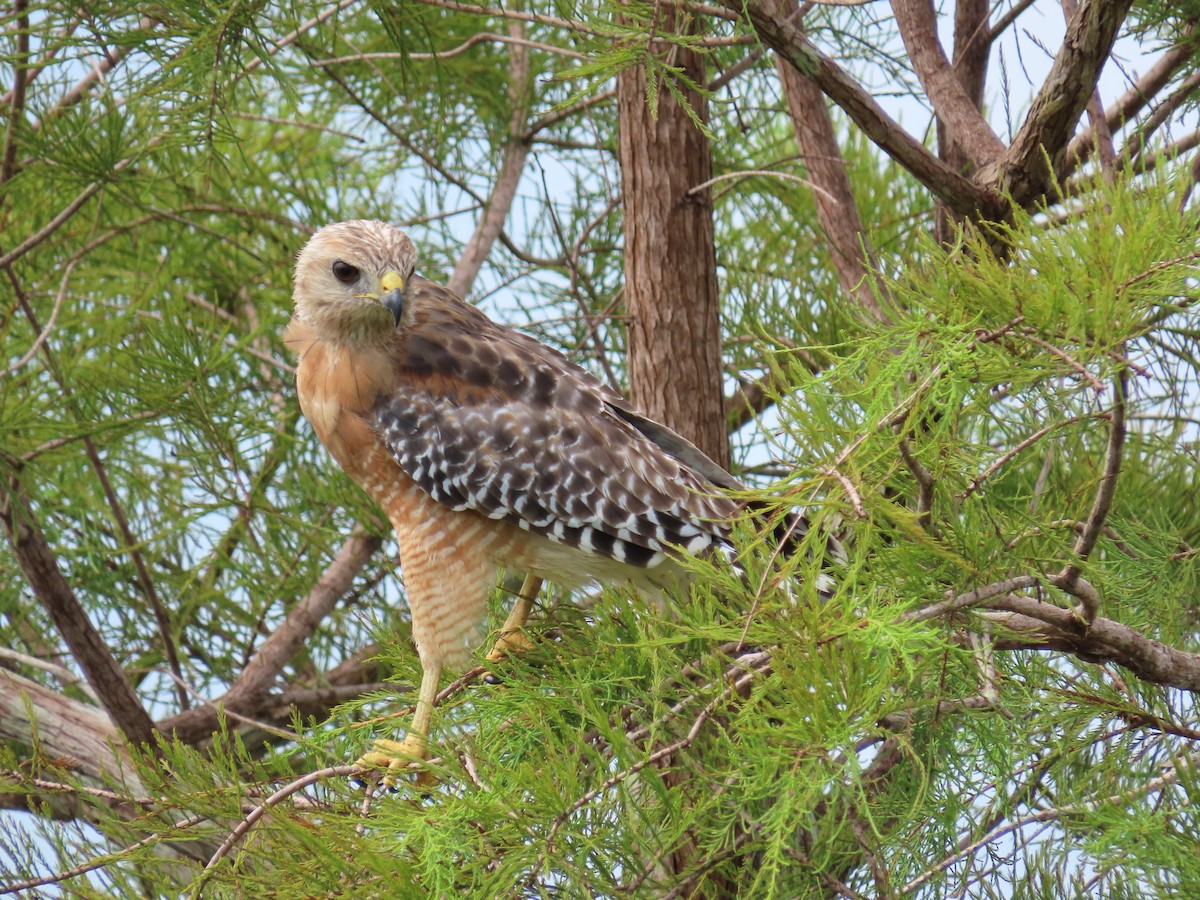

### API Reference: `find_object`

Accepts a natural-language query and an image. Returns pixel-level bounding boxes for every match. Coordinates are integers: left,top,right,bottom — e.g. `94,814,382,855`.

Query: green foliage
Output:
1,2,1199,898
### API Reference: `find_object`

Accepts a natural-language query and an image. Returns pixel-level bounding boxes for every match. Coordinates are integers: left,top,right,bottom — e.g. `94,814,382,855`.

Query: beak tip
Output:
381,288,405,325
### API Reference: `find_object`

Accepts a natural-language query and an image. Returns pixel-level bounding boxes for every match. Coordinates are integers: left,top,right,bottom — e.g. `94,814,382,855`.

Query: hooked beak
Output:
380,270,405,325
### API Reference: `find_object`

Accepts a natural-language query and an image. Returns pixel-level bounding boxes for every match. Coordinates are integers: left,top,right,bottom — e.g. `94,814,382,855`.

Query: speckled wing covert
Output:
372,277,740,573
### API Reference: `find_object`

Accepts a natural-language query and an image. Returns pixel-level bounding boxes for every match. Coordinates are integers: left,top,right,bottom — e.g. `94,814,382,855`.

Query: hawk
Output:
286,220,833,781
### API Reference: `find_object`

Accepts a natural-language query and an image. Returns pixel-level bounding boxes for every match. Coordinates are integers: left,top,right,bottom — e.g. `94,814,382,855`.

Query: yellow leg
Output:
356,657,441,788
486,573,542,662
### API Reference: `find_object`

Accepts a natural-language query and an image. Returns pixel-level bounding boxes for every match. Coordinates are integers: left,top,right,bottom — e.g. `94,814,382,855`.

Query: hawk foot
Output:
355,736,435,790
484,628,536,663
484,629,536,684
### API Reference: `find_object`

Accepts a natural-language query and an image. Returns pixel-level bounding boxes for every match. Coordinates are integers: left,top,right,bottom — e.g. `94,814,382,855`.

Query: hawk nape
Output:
285,220,831,785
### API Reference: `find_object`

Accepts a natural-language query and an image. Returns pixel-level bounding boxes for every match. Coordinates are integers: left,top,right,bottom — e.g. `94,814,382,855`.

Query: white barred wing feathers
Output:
373,277,737,572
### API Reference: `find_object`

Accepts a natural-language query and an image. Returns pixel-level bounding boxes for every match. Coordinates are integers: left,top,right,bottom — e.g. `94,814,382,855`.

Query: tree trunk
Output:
617,12,729,471
616,10,734,892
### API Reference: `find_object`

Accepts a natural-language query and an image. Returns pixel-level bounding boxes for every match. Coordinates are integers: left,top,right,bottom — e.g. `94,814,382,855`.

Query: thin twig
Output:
1,258,76,379
1017,330,1106,393
0,155,135,269
903,575,1041,624
901,752,1196,894
896,434,934,527
820,465,867,518
958,413,1092,499
313,32,588,65
0,814,208,896
0,646,97,702
0,772,156,807
192,765,364,895
686,168,838,203
1057,361,1127,617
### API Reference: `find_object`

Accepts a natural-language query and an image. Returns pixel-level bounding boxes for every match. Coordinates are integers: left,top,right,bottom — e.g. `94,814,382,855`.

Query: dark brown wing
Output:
372,277,737,569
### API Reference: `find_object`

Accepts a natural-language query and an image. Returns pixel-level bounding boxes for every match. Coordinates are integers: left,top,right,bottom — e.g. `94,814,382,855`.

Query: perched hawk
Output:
286,220,832,780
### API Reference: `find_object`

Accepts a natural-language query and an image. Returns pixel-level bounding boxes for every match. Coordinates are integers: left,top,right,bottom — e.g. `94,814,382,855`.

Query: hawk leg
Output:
486,572,543,662
356,657,442,789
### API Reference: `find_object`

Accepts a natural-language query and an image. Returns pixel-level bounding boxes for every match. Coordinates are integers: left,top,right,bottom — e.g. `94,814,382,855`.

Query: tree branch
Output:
773,1,889,321
728,0,1003,218
1056,362,1126,611
0,490,158,748
1119,67,1200,169
10,272,192,712
1,0,29,186
0,668,133,784
891,0,1004,167
994,0,1135,205
162,532,382,742
448,19,533,298
984,594,1200,692
0,154,135,269
1064,26,1198,171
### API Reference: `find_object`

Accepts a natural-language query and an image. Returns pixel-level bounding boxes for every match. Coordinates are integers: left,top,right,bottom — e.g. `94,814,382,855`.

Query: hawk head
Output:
293,220,418,344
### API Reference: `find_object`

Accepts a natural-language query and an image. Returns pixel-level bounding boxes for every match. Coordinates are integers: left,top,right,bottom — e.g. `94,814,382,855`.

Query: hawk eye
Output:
331,260,360,284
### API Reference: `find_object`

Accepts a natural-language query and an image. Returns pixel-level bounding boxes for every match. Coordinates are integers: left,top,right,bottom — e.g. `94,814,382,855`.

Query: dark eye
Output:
331,260,360,284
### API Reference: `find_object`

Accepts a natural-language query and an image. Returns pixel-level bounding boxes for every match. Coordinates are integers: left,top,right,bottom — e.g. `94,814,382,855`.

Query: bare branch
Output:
984,593,1200,692
448,20,533,298
526,88,616,138
986,0,1039,44
773,9,890,321
725,0,1004,218
933,0,991,242
995,0,1135,205
820,465,867,518
904,575,1041,624
313,33,588,65
896,434,934,527
177,532,382,725
1017,329,1107,393
1057,362,1127,607
1121,67,1200,168
891,0,1004,166
1065,28,1198,170
0,646,97,703
0,491,158,748
688,168,838,200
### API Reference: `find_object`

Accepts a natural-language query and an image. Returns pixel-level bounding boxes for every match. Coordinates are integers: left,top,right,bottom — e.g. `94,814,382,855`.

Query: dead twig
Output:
1016,330,1106,393
901,751,1196,894
958,413,1093,500
0,814,208,896
1057,361,1127,622
192,765,364,895
820,465,867,518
